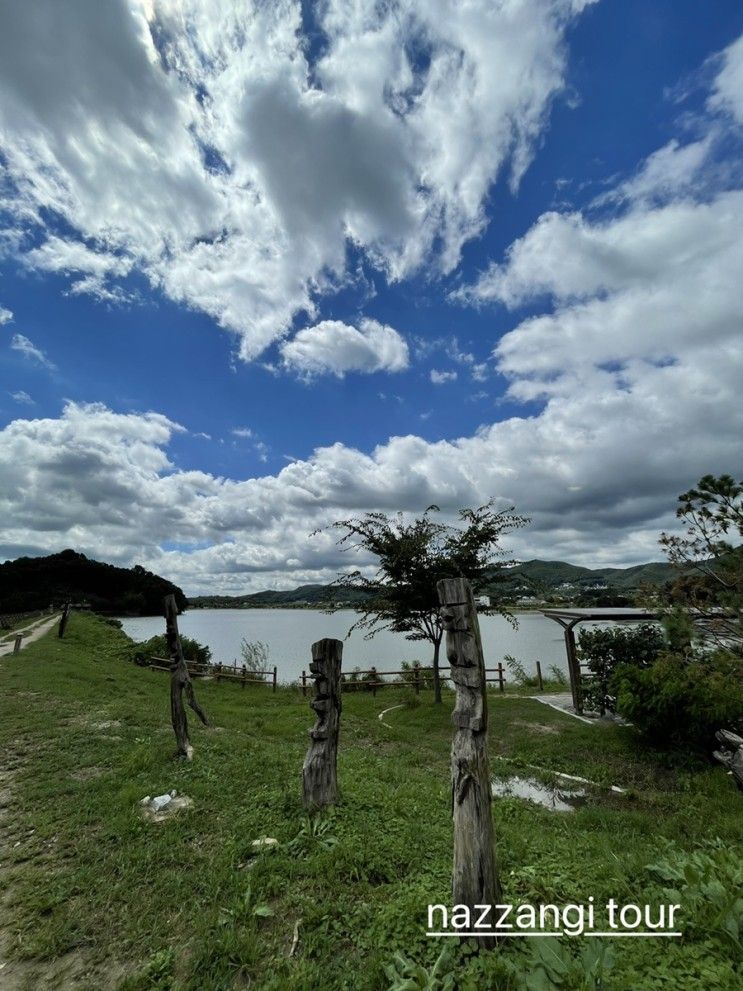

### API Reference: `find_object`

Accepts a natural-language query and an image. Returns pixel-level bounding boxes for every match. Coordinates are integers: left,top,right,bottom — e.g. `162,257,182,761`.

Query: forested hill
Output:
0,550,187,615
189,558,677,608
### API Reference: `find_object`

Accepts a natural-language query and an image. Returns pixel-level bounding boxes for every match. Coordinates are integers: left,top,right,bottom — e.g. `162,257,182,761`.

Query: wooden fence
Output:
301,662,508,696
148,657,278,692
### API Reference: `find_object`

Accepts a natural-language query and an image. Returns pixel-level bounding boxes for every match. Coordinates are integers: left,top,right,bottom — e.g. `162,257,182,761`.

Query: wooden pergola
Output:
541,608,659,715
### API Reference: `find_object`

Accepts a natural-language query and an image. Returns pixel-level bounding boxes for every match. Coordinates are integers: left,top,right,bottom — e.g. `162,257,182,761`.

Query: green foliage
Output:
326,501,528,664
286,815,338,859
522,937,615,991
219,884,274,924
2,612,742,990
384,946,457,991
660,473,742,654
548,665,567,686
578,624,664,715
614,647,743,749
645,840,743,953
239,637,270,676
119,949,175,990
131,632,212,666
505,653,539,688
0,548,187,615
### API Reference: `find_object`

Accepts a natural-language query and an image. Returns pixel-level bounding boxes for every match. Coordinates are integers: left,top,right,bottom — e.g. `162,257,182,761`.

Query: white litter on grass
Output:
251,837,279,850
140,790,193,822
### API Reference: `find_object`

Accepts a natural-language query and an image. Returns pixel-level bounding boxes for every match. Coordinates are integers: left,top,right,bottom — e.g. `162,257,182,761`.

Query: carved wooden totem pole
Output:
437,577,501,948
302,638,343,810
58,601,70,639
164,593,209,759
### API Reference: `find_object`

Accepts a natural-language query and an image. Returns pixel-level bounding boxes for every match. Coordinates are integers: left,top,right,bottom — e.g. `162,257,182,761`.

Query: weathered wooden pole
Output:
58,601,70,639
164,594,209,760
13,634,22,654
438,578,501,948
714,729,743,790
302,638,342,810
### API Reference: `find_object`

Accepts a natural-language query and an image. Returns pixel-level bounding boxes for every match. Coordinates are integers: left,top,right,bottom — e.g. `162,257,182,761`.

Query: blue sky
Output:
1,0,742,594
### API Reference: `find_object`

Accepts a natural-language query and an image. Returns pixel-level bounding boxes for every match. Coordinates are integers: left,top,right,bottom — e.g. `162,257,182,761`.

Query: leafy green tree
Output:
326,501,528,703
660,473,742,653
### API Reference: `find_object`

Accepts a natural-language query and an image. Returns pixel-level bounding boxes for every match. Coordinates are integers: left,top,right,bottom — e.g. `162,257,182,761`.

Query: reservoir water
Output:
117,608,569,684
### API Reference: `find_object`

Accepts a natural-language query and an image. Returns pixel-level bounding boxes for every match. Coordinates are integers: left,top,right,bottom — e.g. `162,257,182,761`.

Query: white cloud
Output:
430,369,458,384
709,32,743,125
0,305,12,324
9,390,33,405
10,333,55,369
231,428,254,439
1,391,737,595
0,0,590,358
280,318,409,377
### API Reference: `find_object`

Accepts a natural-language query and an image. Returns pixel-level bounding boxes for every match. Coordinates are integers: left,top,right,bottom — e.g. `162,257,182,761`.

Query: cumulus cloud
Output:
0,305,12,324
2,390,737,595
280,319,409,377
430,369,457,384
0,0,590,359
10,333,55,369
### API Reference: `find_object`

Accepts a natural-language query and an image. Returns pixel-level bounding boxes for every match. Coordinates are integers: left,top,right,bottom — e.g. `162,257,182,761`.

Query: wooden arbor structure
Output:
541,607,659,715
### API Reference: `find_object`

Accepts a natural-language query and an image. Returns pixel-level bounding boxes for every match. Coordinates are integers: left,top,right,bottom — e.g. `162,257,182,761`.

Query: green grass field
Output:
0,613,740,990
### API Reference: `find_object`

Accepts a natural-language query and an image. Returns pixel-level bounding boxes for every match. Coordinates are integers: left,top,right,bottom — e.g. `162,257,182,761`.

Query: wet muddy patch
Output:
492,774,587,812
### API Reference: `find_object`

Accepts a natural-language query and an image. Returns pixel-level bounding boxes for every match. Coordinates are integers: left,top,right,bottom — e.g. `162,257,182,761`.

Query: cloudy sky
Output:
1,0,742,595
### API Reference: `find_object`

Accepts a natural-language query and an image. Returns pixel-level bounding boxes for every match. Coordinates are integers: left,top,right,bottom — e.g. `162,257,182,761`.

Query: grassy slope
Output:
0,614,740,990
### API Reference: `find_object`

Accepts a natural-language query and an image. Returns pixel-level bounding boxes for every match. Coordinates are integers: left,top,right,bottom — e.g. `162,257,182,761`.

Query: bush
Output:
614,648,743,750
131,633,211,667
578,624,664,715
238,638,270,679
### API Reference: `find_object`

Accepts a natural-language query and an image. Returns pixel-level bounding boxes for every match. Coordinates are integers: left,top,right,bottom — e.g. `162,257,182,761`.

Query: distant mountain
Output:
188,558,678,609
0,549,187,616
498,559,677,591
189,583,370,610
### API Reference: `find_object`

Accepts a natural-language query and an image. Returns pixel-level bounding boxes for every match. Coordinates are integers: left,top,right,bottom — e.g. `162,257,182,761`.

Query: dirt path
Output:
0,615,60,658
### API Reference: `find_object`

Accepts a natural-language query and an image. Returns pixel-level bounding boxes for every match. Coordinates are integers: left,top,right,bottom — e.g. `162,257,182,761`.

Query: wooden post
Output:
302,639,343,810
301,670,307,697
563,622,583,713
164,594,209,760
713,729,743,790
58,601,70,639
370,666,378,697
438,578,501,948
13,634,22,654
413,662,420,694
536,661,544,691
497,663,505,692
272,665,277,693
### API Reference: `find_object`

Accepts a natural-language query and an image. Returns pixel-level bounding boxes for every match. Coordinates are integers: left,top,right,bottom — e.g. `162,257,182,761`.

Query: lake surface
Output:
117,608,569,684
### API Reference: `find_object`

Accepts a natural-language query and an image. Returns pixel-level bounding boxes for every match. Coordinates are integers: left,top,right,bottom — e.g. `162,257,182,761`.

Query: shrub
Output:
505,653,538,688
131,633,211,667
238,638,270,679
578,624,664,715
614,648,743,750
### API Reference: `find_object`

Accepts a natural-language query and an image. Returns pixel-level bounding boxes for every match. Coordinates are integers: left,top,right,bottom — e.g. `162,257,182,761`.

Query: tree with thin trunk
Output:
659,473,742,653
324,502,527,704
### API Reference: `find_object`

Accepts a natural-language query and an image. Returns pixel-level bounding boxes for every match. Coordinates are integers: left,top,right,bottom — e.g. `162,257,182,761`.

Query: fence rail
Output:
301,663,508,696
148,657,278,692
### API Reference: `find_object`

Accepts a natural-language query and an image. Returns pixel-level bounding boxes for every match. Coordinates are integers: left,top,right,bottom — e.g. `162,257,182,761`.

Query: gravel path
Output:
0,614,60,658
